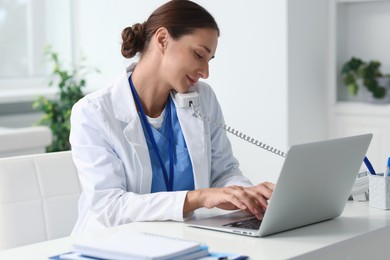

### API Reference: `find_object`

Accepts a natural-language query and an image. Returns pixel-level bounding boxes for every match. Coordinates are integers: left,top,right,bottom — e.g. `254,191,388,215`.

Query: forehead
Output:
178,28,218,54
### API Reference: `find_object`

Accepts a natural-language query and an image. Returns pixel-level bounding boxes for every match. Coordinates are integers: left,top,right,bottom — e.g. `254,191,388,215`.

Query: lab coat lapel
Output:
123,119,153,194
172,94,208,189
112,68,153,194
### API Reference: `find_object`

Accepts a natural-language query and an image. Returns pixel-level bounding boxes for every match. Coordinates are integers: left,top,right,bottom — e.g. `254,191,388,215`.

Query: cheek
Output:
162,47,192,89
164,51,180,70
161,59,182,88
165,53,187,77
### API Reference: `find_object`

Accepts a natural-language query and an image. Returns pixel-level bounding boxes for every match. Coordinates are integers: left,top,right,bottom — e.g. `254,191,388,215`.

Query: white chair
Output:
0,126,52,158
0,151,81,250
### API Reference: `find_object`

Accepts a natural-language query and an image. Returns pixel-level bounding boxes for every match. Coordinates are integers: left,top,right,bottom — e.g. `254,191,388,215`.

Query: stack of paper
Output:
65,231,209,260
350,170,369,201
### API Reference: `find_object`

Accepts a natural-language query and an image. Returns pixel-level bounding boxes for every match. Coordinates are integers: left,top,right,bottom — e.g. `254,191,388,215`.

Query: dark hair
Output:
121,0,219,59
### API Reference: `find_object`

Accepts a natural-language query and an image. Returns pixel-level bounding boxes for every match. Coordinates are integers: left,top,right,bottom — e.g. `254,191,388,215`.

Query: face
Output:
161,28,218,93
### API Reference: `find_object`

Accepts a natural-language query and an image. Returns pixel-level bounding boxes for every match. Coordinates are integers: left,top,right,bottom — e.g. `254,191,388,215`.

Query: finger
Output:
243,186,273,210
217,202,241,211
262,182,276,192
227,186,263,219
221,187,249,211
246,186,271,201
255,196,269,210
253,183,274,199
243,188,269,209
227,186,266,218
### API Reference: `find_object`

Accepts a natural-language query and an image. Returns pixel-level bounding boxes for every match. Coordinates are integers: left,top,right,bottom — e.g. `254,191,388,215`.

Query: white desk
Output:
1,201,390,260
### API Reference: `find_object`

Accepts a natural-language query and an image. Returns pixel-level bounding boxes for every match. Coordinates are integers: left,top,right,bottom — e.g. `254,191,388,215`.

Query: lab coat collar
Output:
123,116,153,194
112,64,154,193
111,64,138,124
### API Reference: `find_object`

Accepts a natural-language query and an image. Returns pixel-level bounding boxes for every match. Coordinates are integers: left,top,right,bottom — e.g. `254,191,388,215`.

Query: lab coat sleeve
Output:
70,97,188,229
198,83,253,188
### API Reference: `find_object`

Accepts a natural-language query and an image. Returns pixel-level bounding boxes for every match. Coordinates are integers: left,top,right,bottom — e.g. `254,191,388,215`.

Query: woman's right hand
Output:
184,185,270,220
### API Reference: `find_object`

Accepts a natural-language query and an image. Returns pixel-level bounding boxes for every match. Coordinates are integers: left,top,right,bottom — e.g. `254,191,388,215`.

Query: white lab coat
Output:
70,64,252,234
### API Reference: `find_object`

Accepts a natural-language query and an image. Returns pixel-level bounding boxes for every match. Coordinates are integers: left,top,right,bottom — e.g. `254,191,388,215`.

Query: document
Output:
69,231,209,260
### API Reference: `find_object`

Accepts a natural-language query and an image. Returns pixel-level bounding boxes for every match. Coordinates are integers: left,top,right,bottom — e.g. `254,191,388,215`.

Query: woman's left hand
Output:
242,182,275,213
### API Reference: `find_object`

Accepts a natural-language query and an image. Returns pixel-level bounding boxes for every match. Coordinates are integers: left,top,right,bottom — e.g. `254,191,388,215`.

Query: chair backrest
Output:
0,151,81,250
0,126,52,158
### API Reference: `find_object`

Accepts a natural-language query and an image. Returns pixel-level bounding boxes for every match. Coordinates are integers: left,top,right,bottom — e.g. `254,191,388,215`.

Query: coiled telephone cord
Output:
190,105,287,158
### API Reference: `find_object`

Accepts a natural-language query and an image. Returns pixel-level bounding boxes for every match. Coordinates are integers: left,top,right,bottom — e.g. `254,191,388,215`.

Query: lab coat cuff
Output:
182,190,195,220
172,190,191,221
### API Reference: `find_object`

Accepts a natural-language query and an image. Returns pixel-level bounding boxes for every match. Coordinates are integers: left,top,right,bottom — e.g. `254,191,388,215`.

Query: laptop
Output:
186,134,372,237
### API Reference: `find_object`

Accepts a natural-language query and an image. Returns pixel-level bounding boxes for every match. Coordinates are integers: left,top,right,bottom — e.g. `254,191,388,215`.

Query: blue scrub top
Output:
140,97,195,192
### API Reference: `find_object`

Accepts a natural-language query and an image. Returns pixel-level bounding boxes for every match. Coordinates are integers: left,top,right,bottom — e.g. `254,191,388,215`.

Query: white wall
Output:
287,0,329,146
73,0,328,184
198,1,288,184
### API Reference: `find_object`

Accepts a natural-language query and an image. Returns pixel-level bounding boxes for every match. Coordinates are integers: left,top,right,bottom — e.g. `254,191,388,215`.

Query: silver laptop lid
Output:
186,134,372,237
258,133,372,237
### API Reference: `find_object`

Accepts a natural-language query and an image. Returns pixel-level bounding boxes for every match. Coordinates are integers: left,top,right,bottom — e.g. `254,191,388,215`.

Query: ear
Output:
154,27,169,53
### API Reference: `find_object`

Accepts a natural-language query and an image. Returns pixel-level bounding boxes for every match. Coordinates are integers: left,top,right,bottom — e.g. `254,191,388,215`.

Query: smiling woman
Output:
69,0,275,235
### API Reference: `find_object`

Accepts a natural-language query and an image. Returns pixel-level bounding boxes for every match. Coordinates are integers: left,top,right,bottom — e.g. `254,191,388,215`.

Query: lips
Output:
186,75,197,86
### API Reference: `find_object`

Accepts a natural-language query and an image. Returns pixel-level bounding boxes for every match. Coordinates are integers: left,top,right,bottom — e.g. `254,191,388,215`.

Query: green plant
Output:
33,47,96,152
341,57,388,99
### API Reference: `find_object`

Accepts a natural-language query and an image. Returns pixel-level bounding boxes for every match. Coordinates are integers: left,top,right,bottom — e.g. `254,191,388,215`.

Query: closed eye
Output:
195,52,203,59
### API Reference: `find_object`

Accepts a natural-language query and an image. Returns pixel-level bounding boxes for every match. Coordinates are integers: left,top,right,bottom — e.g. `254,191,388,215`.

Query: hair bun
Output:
121,22,146,59
131,23,146,38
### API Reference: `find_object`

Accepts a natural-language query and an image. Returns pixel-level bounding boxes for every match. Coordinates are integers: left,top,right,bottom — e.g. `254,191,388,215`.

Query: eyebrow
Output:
200,45,215,59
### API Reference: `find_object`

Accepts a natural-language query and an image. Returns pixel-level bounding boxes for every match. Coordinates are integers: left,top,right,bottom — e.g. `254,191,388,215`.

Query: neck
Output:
131,61,171,118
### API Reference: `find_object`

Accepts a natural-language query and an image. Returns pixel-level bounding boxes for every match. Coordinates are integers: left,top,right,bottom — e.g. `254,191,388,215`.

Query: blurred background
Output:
0,0,390,183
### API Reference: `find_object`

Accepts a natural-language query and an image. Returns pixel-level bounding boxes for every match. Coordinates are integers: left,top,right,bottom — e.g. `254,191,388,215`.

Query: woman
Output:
70,0,275,234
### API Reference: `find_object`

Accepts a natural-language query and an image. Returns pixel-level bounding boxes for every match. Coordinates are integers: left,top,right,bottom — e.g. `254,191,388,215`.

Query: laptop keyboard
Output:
223,217,262,230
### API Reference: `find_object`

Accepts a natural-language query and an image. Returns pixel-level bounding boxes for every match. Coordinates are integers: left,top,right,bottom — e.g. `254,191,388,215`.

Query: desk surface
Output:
1,201,390,260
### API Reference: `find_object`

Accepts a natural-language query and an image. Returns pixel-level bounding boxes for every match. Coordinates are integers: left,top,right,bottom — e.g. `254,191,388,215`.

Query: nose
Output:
197,62,209,79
